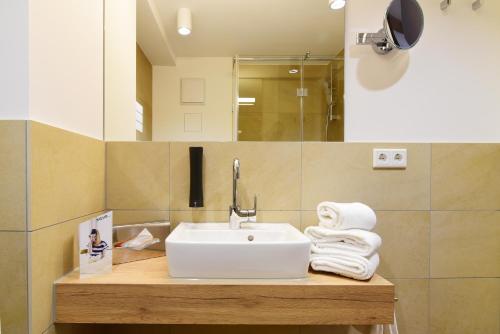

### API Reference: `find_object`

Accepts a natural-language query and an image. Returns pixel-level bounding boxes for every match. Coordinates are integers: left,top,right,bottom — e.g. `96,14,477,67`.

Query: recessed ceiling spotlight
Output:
177,8,192,36
329,0,346,10
289,69,299,74
238,97,256,106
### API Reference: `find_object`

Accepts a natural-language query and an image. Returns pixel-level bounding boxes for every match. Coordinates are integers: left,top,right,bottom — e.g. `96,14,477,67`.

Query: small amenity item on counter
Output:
112,221,170,265
79,212,113,277
115,228,159,251
316,201,376,230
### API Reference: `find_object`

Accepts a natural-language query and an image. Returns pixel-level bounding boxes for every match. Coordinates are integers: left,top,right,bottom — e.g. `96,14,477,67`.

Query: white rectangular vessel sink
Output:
166,223,311,279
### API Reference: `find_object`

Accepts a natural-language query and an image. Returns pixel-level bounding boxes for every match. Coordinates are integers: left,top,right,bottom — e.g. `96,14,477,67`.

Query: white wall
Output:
29,0,103,139
104,0,136,141
345,0,500,143
0,0,29,120
153,57,233,141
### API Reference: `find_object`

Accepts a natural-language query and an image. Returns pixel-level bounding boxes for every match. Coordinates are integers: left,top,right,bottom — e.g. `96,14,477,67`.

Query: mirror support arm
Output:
356,30,394,55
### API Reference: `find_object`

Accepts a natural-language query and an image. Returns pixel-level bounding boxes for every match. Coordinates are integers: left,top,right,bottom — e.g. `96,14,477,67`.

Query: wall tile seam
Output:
167,142,171,218
106,209,444,212
25,120,33,334
102,209,500,213
27,210,106,233
104,137,108,212
25,120,30,232
299,142,304,232
428,143,432,334
428,277,500,280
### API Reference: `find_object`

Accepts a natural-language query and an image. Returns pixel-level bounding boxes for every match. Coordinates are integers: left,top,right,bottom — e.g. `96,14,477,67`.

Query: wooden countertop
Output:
55,257,394,325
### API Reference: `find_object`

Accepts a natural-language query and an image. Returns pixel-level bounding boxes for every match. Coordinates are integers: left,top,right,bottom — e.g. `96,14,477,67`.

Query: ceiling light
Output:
238,97,256,106
288,69,299,74
329,0,346,10
177,8,192,36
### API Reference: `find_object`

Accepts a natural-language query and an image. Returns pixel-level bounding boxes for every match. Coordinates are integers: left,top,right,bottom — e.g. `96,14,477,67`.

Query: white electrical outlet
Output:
373,149,407,169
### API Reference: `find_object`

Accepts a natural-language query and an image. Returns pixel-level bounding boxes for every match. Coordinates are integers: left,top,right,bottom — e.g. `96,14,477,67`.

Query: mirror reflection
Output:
385,0,424,49
105,0,345,142
236,57,344,141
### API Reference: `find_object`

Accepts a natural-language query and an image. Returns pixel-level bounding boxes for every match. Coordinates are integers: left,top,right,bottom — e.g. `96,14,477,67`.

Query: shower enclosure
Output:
233,55,344,142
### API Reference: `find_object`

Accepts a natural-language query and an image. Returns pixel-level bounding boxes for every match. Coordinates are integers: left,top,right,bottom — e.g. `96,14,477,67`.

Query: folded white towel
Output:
305,226,381,257
310,252,379,280
317,202,376,231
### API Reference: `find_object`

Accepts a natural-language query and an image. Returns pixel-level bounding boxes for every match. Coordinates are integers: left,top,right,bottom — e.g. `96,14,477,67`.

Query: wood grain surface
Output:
55,257,394,325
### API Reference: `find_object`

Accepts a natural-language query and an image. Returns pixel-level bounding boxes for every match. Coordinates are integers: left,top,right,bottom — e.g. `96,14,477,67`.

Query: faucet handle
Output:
247,195,257,218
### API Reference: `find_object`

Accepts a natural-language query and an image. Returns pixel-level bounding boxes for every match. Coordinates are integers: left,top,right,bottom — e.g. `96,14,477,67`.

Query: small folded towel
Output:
304,226,381,257
317,202,376,231
310,252,379,280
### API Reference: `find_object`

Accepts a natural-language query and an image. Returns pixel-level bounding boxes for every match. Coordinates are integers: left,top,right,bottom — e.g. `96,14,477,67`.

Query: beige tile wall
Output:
1,121,106,334
105,141,499,334
2,127,499,334
29,122,105,230
0,121,28,334
28,122,106,334
170,142,302,210
0,231,29,334
0,121,27,231
301,143,431,210
429,144,500,334
31,212,106,334
106,142,169,210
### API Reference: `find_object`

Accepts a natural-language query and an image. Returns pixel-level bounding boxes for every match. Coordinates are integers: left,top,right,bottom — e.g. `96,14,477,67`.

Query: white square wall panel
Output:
184,113,202,132
181,78,205,104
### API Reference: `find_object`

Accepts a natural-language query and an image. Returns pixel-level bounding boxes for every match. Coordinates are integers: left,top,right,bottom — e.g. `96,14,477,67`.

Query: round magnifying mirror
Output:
383,0,424,50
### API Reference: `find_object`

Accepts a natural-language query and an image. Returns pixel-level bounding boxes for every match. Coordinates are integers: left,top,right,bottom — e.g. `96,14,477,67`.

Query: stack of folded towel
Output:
305,201,381,280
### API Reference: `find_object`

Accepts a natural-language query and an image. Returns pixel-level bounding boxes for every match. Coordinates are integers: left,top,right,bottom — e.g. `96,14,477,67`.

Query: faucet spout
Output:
229,158,257,229
232,158,240,209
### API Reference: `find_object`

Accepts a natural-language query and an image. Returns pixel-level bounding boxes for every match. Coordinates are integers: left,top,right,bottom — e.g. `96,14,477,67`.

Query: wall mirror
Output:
357,0,424,55
104,0,345,142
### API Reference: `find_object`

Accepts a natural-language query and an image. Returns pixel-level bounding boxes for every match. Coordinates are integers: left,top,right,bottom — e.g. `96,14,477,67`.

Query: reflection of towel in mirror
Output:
305,226,381,257
316,202,376,231
310,252,379,281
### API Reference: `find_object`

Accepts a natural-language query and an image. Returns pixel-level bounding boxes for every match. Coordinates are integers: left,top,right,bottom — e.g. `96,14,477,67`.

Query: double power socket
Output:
372,148,407,169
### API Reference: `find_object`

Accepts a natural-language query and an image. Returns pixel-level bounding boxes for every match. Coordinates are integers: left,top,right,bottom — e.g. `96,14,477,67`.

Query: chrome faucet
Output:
229,158,257,229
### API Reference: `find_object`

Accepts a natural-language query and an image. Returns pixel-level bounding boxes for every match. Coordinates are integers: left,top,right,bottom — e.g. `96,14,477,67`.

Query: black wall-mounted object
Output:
189,147,204,208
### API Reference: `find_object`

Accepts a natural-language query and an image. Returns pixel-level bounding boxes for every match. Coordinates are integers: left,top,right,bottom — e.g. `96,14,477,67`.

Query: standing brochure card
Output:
79,211,113,277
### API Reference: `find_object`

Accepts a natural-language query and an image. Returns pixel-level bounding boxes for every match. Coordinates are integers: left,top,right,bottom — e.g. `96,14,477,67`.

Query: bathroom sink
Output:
165,223,311,279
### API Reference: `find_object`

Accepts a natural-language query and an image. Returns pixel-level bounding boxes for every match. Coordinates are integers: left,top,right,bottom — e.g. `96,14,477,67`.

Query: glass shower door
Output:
237,62,302,141
302,59,344,142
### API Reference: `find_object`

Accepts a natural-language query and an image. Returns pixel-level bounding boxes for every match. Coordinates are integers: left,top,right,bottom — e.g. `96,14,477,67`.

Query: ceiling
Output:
140,0,345,60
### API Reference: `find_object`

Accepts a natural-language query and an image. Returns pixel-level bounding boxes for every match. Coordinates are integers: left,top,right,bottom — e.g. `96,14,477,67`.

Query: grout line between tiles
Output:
299,142,304,231
26,229,32,334
428,144,433,334
169,142,173,213
104,141,108,212
28,210,106,233
25,120,33,334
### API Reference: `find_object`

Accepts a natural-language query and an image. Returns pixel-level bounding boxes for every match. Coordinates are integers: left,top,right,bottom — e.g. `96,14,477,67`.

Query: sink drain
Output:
247,235,254,242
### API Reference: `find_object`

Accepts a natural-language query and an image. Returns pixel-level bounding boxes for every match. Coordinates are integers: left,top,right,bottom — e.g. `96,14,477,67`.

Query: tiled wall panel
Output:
2,134,497,334
0,121,27,231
